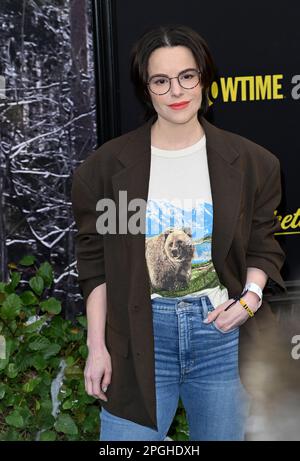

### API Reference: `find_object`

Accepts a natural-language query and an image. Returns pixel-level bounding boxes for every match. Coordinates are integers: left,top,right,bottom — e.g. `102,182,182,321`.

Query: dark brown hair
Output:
130,24,216,121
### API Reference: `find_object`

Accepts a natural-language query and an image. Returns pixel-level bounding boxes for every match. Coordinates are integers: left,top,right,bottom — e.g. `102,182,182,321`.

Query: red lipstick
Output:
168,101,190,110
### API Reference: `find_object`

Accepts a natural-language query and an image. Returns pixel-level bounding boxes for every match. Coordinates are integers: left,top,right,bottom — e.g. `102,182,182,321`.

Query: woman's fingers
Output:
204,301,230,323
85,374,107,401
84,353,112,401
85,375,97,398
101,367,112,394
204,298,248,328
92,376,108,401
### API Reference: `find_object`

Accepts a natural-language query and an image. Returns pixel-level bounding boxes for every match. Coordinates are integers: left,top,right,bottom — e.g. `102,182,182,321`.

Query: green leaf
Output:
46,315,64,339
39,430,56,441
24,315,48,334
32,354,47,371
79,344,88,359
10,320,18,335
37,262,53,287
6,363,18,378
40,297,61,315
1,294,22,320
29,276,44,296
29,336,50,351
64,365,83,378
8,271,21,290
19,255,36,266
40,399,53,412
0,282,6,293
41,374,52,387
19,405,33,422
76,316,87,328
65,356,75,366
68,328,83,341
0,428,19,441
62,399,74,410
20,290,38,306
42,343,61,359
48,357,60,369
82,406,99,433
36,408,55,431
5,410,24,428
3,392,18,406
16,353,33,372
54,413,78,435
22,377,42,393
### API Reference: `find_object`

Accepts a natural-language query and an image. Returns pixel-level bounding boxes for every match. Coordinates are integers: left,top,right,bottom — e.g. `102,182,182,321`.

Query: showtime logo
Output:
209,74,300,103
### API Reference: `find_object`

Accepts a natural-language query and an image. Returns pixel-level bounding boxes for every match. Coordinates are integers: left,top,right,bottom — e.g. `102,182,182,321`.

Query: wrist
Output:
244,282,263,307
87,338,106,351
242,291,261,311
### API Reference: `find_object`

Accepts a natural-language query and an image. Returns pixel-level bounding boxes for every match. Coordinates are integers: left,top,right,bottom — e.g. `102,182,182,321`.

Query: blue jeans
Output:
99,295,251,441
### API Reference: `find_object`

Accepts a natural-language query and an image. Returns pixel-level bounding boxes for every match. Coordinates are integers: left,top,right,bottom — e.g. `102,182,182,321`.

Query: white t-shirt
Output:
145,134,229,309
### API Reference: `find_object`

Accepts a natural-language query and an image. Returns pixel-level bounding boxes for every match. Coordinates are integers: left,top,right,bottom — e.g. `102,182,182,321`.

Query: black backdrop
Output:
94,0,300,298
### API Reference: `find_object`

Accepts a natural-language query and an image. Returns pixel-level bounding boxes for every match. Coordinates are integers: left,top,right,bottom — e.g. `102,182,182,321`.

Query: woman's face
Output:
147,46,203,124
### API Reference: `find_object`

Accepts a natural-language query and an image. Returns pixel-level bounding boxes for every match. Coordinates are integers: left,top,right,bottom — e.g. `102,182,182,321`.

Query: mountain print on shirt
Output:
145,199,225,297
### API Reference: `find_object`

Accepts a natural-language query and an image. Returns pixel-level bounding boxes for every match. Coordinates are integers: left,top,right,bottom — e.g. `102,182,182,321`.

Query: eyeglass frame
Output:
147,68,201,95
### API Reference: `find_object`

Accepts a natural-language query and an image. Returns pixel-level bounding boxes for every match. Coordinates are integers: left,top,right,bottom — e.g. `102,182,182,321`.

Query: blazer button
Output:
133,305,139,311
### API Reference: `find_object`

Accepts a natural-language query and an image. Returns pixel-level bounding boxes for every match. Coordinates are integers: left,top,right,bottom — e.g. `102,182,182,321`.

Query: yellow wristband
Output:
238,297,255,318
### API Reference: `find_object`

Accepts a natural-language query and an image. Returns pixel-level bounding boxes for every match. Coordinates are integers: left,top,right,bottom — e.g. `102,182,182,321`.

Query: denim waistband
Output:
151,295,215,318
151,294,212,305
153,294,215,309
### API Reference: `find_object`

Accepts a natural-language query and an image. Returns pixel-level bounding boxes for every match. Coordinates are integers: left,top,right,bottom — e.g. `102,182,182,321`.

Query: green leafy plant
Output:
168,399,189,441
0,256,100,441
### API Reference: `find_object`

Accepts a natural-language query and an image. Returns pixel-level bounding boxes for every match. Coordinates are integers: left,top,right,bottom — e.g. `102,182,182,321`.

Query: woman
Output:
71,25,286,441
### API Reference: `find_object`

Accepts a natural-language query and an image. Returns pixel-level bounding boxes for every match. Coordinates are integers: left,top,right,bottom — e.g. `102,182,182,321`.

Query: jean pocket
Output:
211,320,239,335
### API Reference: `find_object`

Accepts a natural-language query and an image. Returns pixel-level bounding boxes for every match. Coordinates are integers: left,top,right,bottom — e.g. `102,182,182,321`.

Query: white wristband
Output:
244,282,263,308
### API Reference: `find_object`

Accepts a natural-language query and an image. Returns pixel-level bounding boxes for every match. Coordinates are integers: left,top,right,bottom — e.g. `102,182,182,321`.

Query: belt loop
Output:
201,296,208,319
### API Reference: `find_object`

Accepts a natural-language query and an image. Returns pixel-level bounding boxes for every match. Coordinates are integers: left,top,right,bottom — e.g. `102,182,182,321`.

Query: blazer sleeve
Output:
71,169,106,309
245,158,287,294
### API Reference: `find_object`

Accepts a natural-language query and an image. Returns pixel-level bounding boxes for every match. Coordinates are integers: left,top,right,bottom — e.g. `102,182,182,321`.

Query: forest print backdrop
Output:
0,0,97,315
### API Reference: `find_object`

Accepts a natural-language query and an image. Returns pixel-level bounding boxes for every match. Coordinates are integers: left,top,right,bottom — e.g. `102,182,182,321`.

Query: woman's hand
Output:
204,292,261,332
84,346,112,401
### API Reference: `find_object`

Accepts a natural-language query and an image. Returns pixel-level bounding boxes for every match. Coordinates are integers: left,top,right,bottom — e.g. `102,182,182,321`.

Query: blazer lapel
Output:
111,115,244,282
201,117,244,276
112,118,151,222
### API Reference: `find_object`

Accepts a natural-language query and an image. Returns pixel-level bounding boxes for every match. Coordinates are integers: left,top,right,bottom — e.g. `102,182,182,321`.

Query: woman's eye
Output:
154,78,168,85
182,73,193,80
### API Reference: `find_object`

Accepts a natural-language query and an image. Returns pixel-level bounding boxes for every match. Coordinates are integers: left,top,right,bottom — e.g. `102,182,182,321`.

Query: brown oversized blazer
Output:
71,114,287,431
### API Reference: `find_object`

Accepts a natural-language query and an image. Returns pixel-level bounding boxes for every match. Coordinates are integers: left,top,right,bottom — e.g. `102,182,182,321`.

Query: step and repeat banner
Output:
97,1,300,439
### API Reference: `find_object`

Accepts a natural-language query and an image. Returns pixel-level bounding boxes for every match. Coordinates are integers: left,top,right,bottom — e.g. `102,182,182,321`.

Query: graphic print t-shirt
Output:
145,134,229,309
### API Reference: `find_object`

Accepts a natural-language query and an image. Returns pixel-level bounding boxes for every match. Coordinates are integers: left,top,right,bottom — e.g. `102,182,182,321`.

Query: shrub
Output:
0,256,100,441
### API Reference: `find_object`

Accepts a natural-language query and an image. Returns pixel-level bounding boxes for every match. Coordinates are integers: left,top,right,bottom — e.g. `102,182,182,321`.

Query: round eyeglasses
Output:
147,68,201,95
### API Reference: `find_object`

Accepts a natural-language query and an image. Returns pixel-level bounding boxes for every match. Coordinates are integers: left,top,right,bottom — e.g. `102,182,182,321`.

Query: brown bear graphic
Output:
145,227,195,291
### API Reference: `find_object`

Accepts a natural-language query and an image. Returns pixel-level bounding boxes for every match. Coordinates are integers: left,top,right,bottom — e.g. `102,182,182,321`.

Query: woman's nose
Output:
170,78,184,96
